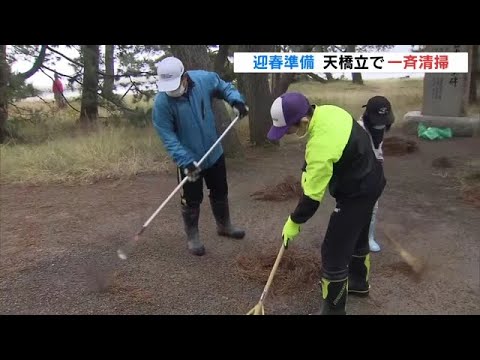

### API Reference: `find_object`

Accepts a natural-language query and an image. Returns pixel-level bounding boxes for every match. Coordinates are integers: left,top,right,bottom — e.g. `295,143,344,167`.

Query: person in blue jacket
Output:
152,56,249,256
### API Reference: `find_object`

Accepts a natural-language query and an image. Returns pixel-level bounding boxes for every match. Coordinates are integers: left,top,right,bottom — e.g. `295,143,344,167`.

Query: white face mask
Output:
166,84,186,97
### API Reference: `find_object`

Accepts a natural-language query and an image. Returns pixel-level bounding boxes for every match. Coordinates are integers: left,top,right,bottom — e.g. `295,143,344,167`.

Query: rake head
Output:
247,303,265,315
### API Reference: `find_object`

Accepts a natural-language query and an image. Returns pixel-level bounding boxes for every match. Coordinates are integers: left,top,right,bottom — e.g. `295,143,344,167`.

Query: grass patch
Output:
6,78,474,185
1,126,169,185
289,78,424,126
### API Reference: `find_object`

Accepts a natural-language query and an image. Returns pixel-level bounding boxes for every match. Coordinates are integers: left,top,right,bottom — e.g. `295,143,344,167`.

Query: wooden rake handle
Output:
246,243,285,315
258,244,285,304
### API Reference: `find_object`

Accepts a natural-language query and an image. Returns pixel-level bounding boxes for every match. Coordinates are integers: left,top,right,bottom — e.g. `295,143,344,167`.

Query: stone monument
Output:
403,45,480,137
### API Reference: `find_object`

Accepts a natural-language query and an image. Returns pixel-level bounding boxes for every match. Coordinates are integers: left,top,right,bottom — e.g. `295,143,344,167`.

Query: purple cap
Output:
267,92,311,141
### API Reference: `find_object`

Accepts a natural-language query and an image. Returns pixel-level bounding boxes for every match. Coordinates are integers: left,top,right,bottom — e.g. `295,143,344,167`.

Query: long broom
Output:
246,244,285,315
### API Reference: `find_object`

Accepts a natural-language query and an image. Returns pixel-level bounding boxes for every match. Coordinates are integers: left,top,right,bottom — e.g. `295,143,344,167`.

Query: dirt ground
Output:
1,130,479,315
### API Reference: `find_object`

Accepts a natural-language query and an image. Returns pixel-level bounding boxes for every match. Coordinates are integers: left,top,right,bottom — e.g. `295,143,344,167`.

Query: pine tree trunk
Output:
237,45,275,146
214,45,230,78
270,46,281,94
272,45,315,98
469,45,478,103
242,72,274,146
103,45,115,98
271,73,281,93
273,73,297,98
79,45,99,125
170,45,243,158
0,45,8,143
347,45,364,85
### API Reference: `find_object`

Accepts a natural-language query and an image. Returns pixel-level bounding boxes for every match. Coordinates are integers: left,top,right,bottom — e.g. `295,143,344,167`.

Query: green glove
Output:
282,216,301,248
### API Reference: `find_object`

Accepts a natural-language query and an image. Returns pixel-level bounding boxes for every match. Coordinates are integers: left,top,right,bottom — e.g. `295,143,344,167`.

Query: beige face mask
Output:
294,118,310,139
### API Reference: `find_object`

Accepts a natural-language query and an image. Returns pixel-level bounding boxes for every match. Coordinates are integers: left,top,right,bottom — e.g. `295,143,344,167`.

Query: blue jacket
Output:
152,70,245,170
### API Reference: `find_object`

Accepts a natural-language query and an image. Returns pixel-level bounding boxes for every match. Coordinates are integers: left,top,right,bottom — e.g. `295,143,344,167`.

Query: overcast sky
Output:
11,45,423,91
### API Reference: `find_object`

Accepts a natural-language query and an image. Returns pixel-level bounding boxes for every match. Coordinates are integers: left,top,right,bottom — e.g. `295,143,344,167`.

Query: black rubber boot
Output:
348,254,370,296
209,197,245,239
181,205,205,256
315,277,348,315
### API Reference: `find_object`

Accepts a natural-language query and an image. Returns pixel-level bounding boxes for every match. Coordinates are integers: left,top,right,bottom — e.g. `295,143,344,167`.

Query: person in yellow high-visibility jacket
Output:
267,92,386,315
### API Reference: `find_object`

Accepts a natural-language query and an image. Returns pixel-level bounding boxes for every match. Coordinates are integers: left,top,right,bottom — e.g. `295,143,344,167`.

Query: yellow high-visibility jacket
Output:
290,104,386,224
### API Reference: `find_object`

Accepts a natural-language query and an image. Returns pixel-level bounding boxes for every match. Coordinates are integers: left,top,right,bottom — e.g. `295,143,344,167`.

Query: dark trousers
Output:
321,194,380,280
177,155,228,208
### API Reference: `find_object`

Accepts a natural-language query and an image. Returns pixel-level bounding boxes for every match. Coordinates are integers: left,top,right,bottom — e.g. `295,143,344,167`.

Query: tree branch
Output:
42,64,142,115
214,45,230,76
8,101,31,115
36,95,55,111
128,75,150,97
46,45,84,69
18,45,47,80
47,45,157,80
307,73,327,83
120,83,134,100
41,64,83,86
272,44,316,97
116,70,157,78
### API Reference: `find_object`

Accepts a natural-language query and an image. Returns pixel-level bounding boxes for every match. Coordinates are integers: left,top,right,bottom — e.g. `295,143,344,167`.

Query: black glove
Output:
184,162,201,182
233,101,248,118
